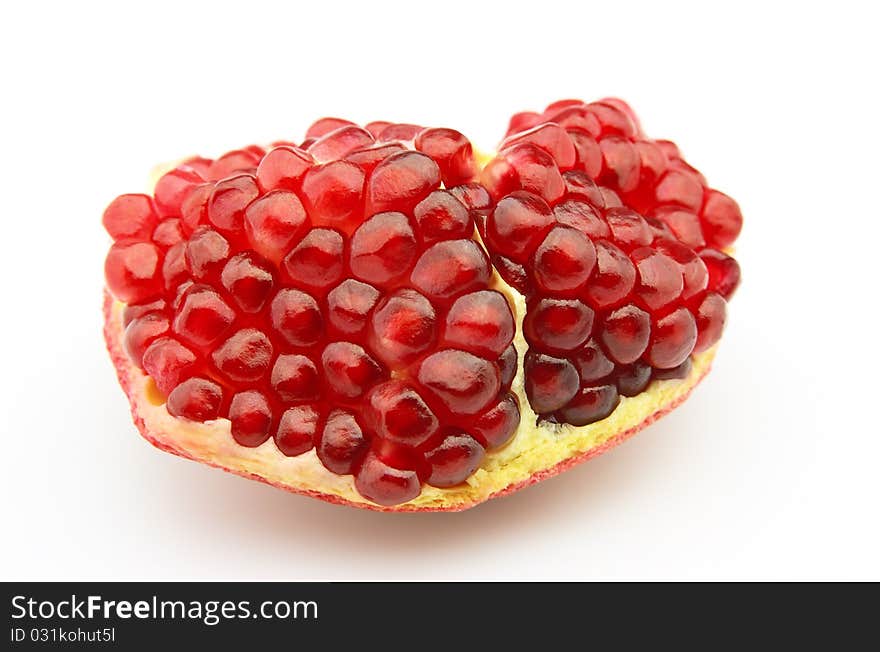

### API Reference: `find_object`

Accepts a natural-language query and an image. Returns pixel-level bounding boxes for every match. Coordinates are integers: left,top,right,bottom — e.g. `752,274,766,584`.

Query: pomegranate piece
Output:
229,390,273,447
103,194,158,241
104,241,162,304
355,452,421,507
317,410,369,474
275,405,320,456
424,432,485,488
166,378,222,422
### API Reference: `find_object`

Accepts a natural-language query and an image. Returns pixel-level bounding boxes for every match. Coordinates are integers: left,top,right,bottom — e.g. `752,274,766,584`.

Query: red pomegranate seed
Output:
172,286,235,350
413,190,472,243
326,279,379,337
498,344,518,390
367,380,438,446
355,451,421,507
364,121,392,138
583,240,636,309
558,384,620,426
308,125,374,163
212,328,273,383
185,227,230,281
154,166,204,217
692,292,727,353
700,248,741,299
274,405,321,456
414,127,476,186
566,130,603,178
166,377,222,422
553,199,609,239
322,342,385,399
305,117,355,138
318,410,369,474
424,432,485,488
207,149,261,182
410,239,491,302
483,143,565,203
376,123,422,142
523,298,594,352
655,238,708,300
589,101,639,138
105,241,162,304
654,170,703,212
220,252,274,313
270,354,320,402
574,339,615,382
524,351,580,414
700,189,743,248
207,174,259,234
344,143,406,173
600,304,651,364
471,393,520,449
632,248,684,311
123,312,170,368
269,288,323,347
616,362,653,397
103,194,158,241
532,225,597,295
122,299,166,327
417,349,500,416
256,146,313,192
152,218,185,248
243,190,308,263
485,191,555,263
443,290,514,357
181,156,213,180
229,390,273,447
366,151,441,214
180,184,212,234
605,207,653,249
141,337,197,396
502,123,577,171
300,161,365,233
654,207,705,250
349,211,417,286
599,137,641,193
282,228,344,291
368,289,437,367
646,307,697,369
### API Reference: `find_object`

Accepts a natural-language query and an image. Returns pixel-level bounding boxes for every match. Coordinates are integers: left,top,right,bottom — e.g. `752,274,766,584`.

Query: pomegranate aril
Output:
154,166,204,217
318,410,369,475
653,358,692,380
229,390,273,448
417,349,500,416
212,329,273,383
166,377,222,422
605,207,653,249
655,239,708,301
369,288,437,367
599,137,641,193
700,249,741,299
532,225,597,296
654,208,705,250
492,255,534,295
355,451,421,507
344,143,406,173
444,290,514,358
325,279,379,337
180,184,212,234
270,288,323,348
103,194,158,241
700,189,743,249
646,307,697,369
424,432,485,488
616,362,652,397
349,211,417,286
589,101,639,138
322,342,385,399
243,190,308,263
282,227,344,291
256,146,313,192
122,299,166,327
632,248,684,311
300,161,365,233
483,143,565,204
152,218,185,248
553,199,609,239
124,312,170,367
142,337,197,396
583,240,636,309
376,123,422,143
306,117,355,138
274,405,321,456
185,227,230,281
485,191,555,263
367,151,441,214
414,127,476,186
559,384,620,426
502,123,577,171
574,338,615,382
471,393,520,449
207,149,261,181
307,125,374,163
410,239,491,302
364,121,392,138
692,292,726,353
172,286,235,350
220,252,275,313
270,354,320,402
600,304,651,364
565,131,603,178
207,174,259,234
524,352,580,415
523,298,594,352
498,344,518,390
654,170,703,212
413,190,472,244
105,241,162,304
367,380,438,447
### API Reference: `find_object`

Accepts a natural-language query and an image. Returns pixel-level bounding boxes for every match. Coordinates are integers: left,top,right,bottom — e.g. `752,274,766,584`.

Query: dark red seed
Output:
368,289,437,368
307,125,374,163
523,298,594,351
172,286,235,350
256,146,313,192
532,225,597,296
414,128,476,186
654,239,708,301
692,292,727,353
655,170,704,212
583,240,636,309
282,228,344,291
367,151,441,215
185,227,230,280
269,288,323,348
558,384,620,426
318,410,369,475
322,342,385,399
349,211,417,286
573,339,615,382
599,137,641,192
274,405,321,456
410,239,491,302
300,161,365,234
601,304,651,364
444,290,515,358
326,279,380,337
417,349,501,416
355,452,421,507
220,252,275,313
270,354,320,402
229,390,273,447
700,249,741,299
413,190,472,243
142,337,197,396
243,190,308,263
632,247,684,311
471,393,520,449
502,123,576,171
498,344,518,390
212,329,273,383
605,207,653,249
123,312,169,368
646,307,698,369
306,117,355,139
366,380,438,447
524,352,579,414
553,199,610,239
616,362,652,397
166,378,222,422
485,191,555,263
700,189,743,249
105,241,162,304
424,432,485,488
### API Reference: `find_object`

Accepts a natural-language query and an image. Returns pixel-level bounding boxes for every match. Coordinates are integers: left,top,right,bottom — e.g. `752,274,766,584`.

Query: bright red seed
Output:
102,194,158,241
229,390,273,447
275,405,321,456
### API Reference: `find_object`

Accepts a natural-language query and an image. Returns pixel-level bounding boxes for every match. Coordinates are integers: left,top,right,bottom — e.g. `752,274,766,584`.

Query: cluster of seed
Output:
479,103,739,426
103,120,521,506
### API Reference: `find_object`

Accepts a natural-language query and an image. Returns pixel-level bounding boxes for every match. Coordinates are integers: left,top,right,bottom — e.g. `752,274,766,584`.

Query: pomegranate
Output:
103,101,740,511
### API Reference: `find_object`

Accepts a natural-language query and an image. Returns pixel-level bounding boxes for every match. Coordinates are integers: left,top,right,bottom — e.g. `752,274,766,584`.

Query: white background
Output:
2,1,878,581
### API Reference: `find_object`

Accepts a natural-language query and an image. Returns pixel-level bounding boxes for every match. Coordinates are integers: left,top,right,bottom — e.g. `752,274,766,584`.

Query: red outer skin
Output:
103,290,712,512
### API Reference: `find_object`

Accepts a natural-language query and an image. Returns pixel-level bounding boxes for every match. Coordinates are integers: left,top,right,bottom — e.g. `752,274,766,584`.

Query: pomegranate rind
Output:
104,286,715,512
